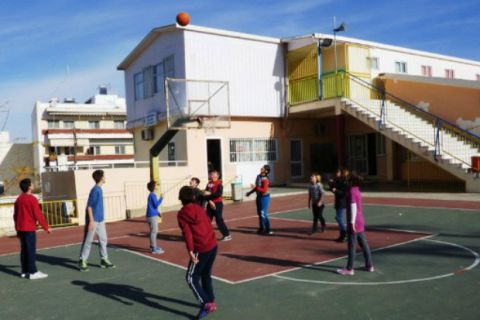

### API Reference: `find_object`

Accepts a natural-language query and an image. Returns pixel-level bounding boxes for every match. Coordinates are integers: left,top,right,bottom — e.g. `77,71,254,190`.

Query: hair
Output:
179,185,195,205
263,164,271,174
349,171,363,187
341,167,349,177
147,181,157,192
19,178,32,193
311,173,321,183
92,170,104,183
191,177,200,185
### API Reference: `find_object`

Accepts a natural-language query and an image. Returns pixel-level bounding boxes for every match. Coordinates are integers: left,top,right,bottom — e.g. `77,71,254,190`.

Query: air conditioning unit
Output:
141,127,154,141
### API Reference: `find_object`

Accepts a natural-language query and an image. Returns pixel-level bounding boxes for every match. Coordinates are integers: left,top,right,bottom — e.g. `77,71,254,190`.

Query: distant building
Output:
32,87,134,179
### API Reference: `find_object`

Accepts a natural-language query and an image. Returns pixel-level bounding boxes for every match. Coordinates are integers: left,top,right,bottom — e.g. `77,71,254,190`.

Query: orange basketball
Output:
176,12,190,26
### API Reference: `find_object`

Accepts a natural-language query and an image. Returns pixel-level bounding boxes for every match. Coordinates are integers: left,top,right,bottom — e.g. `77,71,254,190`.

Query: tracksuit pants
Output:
207,202,230,237
18,231,37,274
256,195,271,231
186,246,217,306
148,216,159,249
79,221,108,261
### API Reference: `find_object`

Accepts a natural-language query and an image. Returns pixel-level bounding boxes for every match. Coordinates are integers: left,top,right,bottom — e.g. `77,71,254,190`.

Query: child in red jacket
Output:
177,186,218,319
13,178,51,280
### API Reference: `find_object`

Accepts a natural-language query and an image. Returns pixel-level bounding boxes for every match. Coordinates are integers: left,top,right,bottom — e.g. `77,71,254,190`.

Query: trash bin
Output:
231,182,243,202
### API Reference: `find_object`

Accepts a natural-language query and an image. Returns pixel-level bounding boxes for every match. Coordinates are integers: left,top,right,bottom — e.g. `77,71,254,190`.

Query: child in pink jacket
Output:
337,173,374,275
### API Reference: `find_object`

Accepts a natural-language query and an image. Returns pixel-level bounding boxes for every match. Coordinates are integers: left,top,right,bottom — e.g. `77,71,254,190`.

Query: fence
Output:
45,160,188,172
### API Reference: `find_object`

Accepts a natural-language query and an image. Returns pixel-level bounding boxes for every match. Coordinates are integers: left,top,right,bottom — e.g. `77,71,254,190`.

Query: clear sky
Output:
1,0,479,141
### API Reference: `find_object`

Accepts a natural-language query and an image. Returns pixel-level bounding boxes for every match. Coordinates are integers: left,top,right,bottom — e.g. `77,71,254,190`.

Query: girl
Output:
330,168,348,242
337,173,374,275
308,173,326,234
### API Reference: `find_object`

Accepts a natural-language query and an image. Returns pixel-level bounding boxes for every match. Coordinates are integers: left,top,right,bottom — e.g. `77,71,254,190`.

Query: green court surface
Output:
1,204,479,320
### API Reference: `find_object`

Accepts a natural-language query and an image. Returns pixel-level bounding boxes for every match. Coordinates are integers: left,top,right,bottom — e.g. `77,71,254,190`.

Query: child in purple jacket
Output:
337,173,374,275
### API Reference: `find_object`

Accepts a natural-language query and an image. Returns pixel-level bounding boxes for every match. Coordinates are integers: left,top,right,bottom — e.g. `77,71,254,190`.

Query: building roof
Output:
378,73,480,90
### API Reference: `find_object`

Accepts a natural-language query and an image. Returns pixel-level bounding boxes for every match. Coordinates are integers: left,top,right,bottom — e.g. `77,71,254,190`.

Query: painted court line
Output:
273,237,480,286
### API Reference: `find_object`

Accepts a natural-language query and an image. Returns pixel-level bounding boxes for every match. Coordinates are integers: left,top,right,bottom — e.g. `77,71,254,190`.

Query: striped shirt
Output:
309,183,325,204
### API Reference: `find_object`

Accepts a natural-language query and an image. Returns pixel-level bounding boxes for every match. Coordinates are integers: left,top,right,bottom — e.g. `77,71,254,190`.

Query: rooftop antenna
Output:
0,100,10,131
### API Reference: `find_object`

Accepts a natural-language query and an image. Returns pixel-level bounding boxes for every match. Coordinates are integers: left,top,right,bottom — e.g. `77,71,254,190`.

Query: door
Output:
207,139,222,177
347,135,368,175
367,133,377,176
290,139,303,178
310,143,338,174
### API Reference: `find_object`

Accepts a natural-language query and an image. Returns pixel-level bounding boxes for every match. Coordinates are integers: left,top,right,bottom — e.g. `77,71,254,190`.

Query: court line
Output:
272,237,479,286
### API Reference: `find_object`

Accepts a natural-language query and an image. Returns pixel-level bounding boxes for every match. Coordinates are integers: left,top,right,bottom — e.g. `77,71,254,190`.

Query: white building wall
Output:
184,30,286,118
124,30,186,129
370,47,480,80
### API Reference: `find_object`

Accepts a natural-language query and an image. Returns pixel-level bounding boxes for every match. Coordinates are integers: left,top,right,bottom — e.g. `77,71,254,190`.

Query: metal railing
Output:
45,160,188,172
340,71,480,170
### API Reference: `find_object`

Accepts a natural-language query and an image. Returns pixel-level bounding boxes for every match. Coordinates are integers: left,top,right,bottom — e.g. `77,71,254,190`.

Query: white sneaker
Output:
20,273,27,278
29,271,48,280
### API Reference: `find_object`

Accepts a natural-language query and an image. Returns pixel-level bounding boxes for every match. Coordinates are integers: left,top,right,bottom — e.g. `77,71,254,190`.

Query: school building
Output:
116,24,480,192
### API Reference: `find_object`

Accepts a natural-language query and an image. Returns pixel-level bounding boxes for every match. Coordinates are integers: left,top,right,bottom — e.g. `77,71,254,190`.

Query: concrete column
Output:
385,137,394,181
335,114,346,167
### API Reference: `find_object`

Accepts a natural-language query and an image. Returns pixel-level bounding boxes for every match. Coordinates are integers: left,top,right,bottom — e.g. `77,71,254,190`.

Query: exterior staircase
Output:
340,73,480,192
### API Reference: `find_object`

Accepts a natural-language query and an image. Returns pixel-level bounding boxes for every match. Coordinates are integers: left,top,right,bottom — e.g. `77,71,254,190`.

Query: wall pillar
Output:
335,114,346,167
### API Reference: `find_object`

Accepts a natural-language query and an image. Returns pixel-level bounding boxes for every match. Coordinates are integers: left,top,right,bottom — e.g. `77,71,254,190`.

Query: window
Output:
134,72,144,100
87,146,100,155
48,120,60,129
114,120,125,129
369,57,379,70
376,133,386,156
153,62,165,94
395,61,407,73
421,65,432,77
229,138,277,163
115,145,126,155
88,121,100,129
64,147,75,155
290,139,303,178
168,142,176,163
164,55,175,78
445,69,455,79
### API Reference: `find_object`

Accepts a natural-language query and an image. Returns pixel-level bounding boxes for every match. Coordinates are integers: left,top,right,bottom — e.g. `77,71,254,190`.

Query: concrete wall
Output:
0,143,35,195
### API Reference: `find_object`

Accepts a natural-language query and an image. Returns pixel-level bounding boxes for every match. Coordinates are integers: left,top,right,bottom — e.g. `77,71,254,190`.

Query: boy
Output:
177,186,218,319
203,171,231,241
78,170,115,271
246,165,273,235
190,177,204,207
330,168,349,242
13,178,51,280
146,181,164,254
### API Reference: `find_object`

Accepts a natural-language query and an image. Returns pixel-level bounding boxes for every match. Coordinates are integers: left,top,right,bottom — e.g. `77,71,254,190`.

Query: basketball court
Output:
1,194,479,319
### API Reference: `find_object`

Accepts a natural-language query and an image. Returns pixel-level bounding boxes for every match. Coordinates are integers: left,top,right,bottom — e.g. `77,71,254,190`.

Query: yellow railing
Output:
322,71,349,99
288,76,319,105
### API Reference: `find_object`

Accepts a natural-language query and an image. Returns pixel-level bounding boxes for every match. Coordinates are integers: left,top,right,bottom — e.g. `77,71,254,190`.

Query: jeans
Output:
206,202,229,237
311,204,326,232
18,231,37,274
335,208,346,232
79,221,108,261
148,216,159,248
256,195,271,231
186,246,217,306
346,231,373,270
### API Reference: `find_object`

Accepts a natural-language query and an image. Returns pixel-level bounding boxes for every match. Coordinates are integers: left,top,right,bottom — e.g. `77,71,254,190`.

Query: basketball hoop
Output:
200,116,218,135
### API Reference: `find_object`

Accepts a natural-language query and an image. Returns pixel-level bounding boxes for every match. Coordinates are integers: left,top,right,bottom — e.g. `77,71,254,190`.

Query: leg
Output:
346,232,356,270
311,205,319,232
213,203,229,237
200,246,217,303
255,197,263,231
318,205,326,230
186,253,210,306
261,196,271,232
357,232,373,268
25,232,38,274
79,223,96,261
96,222,109,260
19,232,28,274
148,216,158,249
335,208,347,240
206,206,214,222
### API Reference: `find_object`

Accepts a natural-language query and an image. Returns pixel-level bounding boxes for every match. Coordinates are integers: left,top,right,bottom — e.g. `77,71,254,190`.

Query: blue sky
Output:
1,0,479,141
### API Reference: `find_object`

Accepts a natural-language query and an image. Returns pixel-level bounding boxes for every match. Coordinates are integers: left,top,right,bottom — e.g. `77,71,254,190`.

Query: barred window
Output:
229,138,277,163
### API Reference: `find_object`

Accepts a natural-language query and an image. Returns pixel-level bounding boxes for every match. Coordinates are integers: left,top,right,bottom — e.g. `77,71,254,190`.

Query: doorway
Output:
207,139,222,177
310,143,337,174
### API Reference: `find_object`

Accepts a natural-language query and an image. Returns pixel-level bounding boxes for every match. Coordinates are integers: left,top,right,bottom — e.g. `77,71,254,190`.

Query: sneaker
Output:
266,230,274,235
335,236,346,242
29,271,48,280
310,230,317,235
152,247,165,254
196,307,209,319
205,302,217,313
320,226,326,233
337,268,354,276
256,228,264,234
221,235,232,242
366,266,375,272
100,258,116,269
20,273,27,278
79,259,89,272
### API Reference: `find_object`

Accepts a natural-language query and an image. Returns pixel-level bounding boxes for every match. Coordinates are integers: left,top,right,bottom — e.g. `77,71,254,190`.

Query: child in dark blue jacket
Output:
146,181,164,254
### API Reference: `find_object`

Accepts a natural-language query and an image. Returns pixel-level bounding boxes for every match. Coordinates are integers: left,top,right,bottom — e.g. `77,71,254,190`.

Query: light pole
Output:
333,17,346,96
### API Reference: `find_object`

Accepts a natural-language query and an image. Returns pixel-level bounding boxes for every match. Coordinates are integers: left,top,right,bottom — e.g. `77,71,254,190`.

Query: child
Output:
204,170,231,241
177,186,218,319
308,173,326,234
13,178,51,280
190,177,204,207
330,168,348,242
337,173,374,275
246,164,273,235
146,181,164,254
79,170,115,271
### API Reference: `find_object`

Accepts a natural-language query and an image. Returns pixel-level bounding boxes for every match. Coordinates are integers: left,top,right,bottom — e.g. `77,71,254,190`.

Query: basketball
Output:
176,12,190,26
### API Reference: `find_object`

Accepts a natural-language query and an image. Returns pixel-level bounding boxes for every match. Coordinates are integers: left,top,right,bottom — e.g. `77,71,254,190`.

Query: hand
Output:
250,184,255,189
332,188,336,193
47,228,52,234
317,200,323,207
88,222,94,231
209,201,216,210
189,251,199,264
203,191,211,196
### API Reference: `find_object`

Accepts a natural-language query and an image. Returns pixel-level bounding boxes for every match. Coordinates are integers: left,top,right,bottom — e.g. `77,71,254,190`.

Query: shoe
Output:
20,273,27,278
79,259,89,272
320,226,326,233
256,228,264,234
337,268,354,276
205,302,217,313
310,230,317,235
100,258,116,269
266,230,274,235
196,307,209,319
221,235,232,242
335,236,346,242
29,271,48,280
152,247,165,254
366,266,375,272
